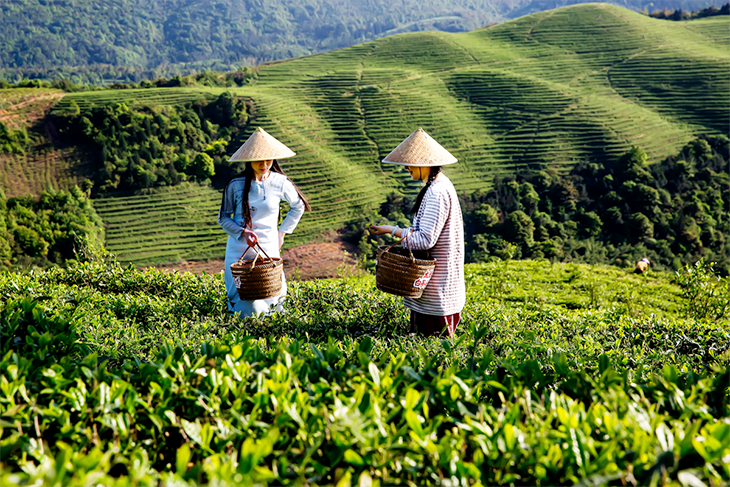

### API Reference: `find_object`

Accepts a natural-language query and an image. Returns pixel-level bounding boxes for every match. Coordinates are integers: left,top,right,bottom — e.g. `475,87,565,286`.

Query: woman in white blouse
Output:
218,128,310,317
370,128,466,337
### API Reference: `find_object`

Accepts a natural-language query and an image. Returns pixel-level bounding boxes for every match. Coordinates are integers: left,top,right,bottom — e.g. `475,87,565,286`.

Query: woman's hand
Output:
369,224,394,236
242,229,259,247
278,231,285,249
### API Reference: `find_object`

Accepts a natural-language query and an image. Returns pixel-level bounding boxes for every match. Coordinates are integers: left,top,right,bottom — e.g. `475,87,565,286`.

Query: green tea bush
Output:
0,256,728,485
675,260,730,322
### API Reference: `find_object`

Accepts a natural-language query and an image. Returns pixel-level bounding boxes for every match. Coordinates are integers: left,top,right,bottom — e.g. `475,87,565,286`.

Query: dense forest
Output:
0,0,503,83
0,186,104,270
50,93,252,192
0,68,260,91
352,136,730,275
0,0,724,83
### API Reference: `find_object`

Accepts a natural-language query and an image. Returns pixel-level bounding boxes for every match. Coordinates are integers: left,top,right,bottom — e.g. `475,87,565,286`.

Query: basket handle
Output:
384,229,416,264
237,242,275,270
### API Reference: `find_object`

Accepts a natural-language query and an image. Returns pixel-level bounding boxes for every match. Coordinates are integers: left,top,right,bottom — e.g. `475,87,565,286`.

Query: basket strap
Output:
237,245,254,265
385,229,416,263
255,242,274,262
249,250,260,270
237,242,276,270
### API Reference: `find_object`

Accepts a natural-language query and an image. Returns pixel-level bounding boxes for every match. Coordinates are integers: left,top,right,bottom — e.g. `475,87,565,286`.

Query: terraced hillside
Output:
0,88,78,196
0,87,223,199
37,4,730,264
93,184,224,265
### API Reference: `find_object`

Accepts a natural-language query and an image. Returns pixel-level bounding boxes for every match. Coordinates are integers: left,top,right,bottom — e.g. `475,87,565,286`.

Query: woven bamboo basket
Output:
376,232,436,298
230,243,283,300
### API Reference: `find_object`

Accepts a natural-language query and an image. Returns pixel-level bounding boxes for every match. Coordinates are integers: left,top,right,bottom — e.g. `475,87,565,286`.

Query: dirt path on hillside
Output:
150,238,363,280
0,93,64,129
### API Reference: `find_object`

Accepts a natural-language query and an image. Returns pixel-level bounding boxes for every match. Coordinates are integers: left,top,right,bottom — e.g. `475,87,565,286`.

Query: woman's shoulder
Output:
269,171,288,183
226,176,248,189
269,171,292,190
429,175,456,195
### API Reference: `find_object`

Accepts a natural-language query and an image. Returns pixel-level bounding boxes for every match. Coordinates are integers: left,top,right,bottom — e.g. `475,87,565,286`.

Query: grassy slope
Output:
12,4,730,265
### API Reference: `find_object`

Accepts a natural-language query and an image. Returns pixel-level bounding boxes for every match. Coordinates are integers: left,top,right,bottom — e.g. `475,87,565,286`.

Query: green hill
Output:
3,3,729,266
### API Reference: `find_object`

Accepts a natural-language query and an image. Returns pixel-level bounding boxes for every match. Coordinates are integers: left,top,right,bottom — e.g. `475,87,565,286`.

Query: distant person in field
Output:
635,257,651,274
218,127,310,317
369,128,466,337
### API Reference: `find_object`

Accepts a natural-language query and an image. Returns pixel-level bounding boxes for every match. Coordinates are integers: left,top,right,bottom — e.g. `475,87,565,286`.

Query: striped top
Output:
402,175,465,316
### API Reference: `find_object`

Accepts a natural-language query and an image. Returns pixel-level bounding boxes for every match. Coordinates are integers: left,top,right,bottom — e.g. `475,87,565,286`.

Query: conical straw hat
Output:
382,127,457,166
228,127,296,162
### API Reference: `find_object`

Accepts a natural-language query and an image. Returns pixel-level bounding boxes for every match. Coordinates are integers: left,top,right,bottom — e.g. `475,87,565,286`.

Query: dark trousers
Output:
410,310,461,337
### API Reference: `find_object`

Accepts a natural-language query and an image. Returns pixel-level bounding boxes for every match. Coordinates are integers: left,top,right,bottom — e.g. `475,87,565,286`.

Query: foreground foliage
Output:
0,257,728,485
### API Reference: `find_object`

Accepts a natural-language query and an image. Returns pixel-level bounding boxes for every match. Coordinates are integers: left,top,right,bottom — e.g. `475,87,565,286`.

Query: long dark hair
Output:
220,160,311,229
410,166,442,214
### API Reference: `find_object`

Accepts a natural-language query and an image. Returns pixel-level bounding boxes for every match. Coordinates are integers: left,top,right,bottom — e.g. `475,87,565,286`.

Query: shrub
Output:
674,259,730,322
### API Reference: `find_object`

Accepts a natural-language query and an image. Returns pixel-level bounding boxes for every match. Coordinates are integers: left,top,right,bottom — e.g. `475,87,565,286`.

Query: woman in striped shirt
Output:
370,128,466,337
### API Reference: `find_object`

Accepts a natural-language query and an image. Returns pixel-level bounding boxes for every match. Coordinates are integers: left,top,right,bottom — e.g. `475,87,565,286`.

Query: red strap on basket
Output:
384,229,416,264
237,242,275,270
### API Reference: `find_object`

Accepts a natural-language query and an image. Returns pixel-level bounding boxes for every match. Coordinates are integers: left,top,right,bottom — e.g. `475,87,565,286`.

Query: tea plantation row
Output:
1,256,728,485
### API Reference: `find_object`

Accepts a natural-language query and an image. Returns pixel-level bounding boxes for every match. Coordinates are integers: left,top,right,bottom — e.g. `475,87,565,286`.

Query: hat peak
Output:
381,127,457,167
228,127,296,162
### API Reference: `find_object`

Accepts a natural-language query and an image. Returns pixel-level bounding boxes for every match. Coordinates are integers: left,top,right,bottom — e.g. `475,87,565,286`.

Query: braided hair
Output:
410,166,442,214
220,160,311,230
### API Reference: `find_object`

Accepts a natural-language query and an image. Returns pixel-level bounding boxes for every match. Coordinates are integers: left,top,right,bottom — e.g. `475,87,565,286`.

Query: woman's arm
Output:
369,225,407,238
218,180,258,246
400,191,449,251
278,179,306,245
218,183,244,239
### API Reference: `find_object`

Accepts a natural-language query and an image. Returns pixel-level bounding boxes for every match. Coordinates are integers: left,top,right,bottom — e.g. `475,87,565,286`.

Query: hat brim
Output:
381,127,457,167
228,127,297,162
381,158,457,166
229,153,296,162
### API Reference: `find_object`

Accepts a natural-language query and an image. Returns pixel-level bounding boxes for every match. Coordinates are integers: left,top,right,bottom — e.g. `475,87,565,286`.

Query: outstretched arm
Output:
369,225,406,238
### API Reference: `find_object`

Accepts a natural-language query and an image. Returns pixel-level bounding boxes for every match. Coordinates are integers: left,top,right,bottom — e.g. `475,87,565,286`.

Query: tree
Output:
614,146,648,181
548,180,578,214
628,212,654,242
504,210,535,250
678,215,702,251
193,153,215,180
473,203,499,234
580,211,603,238
519,182,540,214
12,225,49,257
